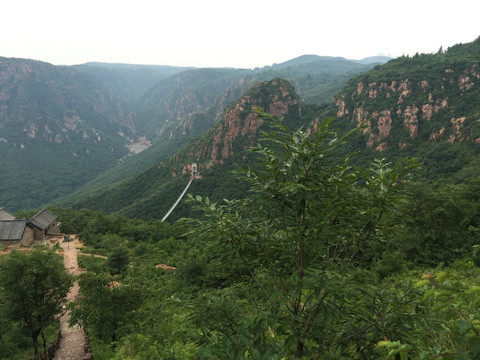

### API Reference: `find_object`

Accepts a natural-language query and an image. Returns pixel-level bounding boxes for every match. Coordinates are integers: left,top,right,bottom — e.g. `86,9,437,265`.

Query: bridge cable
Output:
161,178,194,222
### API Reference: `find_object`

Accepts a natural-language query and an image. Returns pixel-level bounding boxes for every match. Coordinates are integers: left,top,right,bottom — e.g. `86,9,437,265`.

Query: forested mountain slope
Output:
0,58,135,210
133,56,378,139
1,54,382,211
63,37,480,221
331,37,480,180
257,55,378,103
66,79,318,219
53,56,380,210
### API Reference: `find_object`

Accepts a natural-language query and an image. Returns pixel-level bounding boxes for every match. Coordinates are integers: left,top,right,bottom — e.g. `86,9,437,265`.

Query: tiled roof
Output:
29,209,57,230
0,220,27,240
0,208,16,220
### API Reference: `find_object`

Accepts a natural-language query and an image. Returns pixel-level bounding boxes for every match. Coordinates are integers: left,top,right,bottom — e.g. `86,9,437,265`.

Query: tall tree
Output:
106,246,130,275
0,249,73,355
188,109,418,358
70,272,140,343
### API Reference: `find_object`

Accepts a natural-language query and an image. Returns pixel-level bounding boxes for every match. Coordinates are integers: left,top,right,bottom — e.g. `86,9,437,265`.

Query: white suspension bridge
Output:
161,163,198,222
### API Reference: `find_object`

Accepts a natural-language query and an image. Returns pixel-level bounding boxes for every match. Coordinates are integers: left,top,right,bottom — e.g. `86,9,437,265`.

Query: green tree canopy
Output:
106,246,130,275
187,109,419,358
0,248,73,355
70,272,140,343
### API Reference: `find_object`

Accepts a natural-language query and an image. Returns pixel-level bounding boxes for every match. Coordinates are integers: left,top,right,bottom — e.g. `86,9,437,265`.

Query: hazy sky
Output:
2,0,479,68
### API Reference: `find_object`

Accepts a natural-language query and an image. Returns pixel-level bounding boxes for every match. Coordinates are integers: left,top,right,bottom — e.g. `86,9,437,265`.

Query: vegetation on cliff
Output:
331,36,480,182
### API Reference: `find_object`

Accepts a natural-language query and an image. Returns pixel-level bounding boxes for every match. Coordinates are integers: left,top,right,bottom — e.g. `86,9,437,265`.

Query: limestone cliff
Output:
332,44,480,151
165,78,304,176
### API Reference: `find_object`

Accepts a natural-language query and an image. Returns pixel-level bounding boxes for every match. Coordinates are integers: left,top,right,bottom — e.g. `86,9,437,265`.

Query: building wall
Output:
50,222,61,234
32,223,60,240
0,239,19,246
33,228,45,241
20,226,34,246
0,226,34,246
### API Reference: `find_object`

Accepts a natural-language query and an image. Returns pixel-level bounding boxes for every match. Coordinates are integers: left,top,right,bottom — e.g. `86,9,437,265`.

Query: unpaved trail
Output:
54,236,87,360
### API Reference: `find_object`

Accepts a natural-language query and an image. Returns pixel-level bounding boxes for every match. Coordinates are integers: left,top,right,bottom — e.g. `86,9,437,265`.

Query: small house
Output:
28,208,60,241
0,219,34,245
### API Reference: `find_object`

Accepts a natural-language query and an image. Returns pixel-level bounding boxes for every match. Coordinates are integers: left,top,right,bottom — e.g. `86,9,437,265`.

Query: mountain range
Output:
0,54,381,211
2,37,480,219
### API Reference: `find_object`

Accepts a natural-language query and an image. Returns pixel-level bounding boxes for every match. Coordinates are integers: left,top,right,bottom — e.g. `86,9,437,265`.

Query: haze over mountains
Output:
0,54,383,211
2,37,480,219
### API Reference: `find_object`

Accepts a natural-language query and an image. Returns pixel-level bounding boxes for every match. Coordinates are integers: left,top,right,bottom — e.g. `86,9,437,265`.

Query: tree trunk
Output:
41,330,47,351
295,340,304,358
32,335,39,355
31,328,41,355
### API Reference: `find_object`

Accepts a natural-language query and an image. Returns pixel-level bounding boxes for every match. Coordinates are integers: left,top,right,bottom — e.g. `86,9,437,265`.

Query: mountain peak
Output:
180,78,303,171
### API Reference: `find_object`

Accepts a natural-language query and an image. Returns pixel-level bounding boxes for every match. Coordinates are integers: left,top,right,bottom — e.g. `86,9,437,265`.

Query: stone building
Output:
28,208,60,241
0,219,34,246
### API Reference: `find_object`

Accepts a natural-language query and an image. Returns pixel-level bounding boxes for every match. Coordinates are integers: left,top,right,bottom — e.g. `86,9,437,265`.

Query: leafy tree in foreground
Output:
0,248,73,355
376,267,480,359
187,108,419,358
70,272,140,343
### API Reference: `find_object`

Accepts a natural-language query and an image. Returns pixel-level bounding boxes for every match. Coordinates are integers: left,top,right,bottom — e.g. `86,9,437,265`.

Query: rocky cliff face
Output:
206,79,300,168
165,79,304,176
333,59,480,151
158,76,257,142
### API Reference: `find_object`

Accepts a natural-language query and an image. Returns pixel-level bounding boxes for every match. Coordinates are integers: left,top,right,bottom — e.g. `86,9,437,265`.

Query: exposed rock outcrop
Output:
209,79,300,165
333,58,478,150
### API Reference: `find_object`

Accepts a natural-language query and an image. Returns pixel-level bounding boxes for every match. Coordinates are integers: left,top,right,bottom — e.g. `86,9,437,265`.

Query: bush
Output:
106,247,130,275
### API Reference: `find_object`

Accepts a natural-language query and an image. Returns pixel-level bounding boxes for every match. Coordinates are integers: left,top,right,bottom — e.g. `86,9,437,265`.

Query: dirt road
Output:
54,236,87,360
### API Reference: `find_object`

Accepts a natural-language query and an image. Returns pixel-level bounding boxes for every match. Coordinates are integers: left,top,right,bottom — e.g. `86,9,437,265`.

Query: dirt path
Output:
54,236,87,360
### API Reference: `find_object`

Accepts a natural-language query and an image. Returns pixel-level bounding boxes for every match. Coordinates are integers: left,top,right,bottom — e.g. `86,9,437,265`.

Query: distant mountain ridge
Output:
351,56,392,64
0,57,136,210
0,53,381,210
59,37,480,220
72,62,194,101
267,54,390,69
5,38,480,215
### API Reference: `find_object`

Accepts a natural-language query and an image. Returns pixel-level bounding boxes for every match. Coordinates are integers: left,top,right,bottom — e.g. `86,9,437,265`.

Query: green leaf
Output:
398,344,413,351
414,279,431,288
375,340,390,348
423,288,437,300
431,302,449,312
457,319,472,335
436,271,447,284
419,351,431,359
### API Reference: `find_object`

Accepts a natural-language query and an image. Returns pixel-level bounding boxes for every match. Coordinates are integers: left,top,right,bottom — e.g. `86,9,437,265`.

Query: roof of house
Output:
0,208,16,220
29,209,57,230
0,220,27,240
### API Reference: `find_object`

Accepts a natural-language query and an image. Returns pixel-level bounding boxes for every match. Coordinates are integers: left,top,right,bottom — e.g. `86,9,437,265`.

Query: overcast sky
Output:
2,0,479,68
